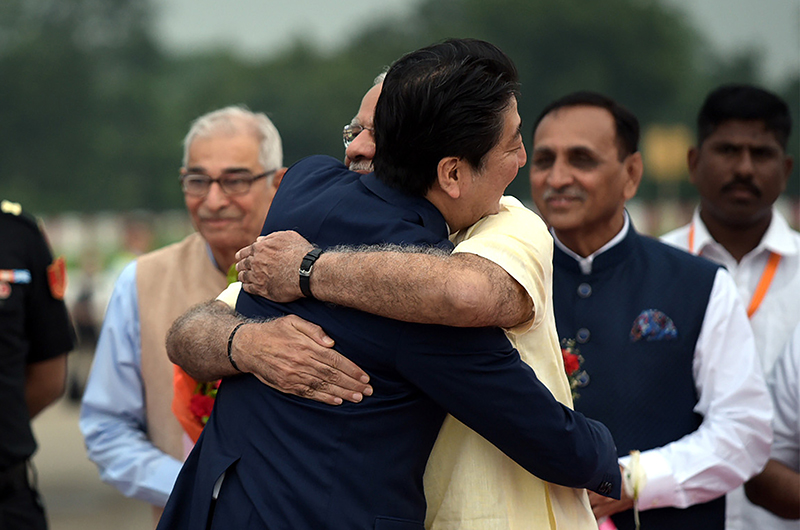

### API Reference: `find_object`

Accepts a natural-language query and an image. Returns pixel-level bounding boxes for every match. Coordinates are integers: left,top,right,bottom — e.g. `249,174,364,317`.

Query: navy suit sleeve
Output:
397,325,621,497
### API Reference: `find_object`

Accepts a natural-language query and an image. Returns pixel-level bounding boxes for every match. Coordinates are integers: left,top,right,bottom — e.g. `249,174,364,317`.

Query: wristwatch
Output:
298,247,324,298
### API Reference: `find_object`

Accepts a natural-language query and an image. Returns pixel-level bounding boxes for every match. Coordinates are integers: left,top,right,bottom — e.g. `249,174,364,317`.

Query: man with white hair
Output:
80,106,287,525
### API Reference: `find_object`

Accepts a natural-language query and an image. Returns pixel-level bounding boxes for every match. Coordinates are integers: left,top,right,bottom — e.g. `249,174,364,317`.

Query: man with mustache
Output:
661,84,798,530
529,91,772,530
80,106,301,527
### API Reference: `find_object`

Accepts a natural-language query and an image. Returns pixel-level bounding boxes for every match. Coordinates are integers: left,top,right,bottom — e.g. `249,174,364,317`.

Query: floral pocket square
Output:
629,309,678,342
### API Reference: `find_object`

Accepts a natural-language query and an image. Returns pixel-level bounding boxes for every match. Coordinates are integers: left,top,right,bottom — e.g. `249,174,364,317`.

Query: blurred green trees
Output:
0,0,796,212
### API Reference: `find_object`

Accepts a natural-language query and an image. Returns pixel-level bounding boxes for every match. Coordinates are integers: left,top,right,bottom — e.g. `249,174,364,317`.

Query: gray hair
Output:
182,106,283,172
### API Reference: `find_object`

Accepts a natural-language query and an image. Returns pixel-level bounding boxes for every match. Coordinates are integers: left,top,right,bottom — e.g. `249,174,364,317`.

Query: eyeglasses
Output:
342,123,374,148
180,170,276,197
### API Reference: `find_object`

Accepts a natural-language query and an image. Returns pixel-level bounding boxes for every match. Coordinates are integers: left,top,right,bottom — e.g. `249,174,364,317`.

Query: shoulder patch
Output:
47,256,67,300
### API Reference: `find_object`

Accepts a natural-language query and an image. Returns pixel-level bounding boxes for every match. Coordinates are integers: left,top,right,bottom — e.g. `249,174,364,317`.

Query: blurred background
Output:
2,0,797,527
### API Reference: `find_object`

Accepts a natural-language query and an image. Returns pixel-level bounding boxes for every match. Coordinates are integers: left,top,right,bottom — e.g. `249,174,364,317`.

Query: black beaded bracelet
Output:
227,322,247,372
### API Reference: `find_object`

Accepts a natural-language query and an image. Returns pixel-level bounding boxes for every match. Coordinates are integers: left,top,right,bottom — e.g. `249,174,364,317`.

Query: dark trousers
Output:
0,461,47,530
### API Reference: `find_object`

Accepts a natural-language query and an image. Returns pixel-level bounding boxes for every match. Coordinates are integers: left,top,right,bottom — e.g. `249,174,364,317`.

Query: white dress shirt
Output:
662,207,800,374
662,207,800,529
768,323,800,489
79,262,182,507
744,324,800,530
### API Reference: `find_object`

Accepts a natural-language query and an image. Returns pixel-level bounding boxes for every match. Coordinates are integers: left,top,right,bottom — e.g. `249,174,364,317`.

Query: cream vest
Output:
136,232,227,525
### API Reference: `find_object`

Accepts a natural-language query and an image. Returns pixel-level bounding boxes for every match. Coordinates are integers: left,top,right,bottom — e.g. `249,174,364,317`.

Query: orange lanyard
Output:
688,222,781,319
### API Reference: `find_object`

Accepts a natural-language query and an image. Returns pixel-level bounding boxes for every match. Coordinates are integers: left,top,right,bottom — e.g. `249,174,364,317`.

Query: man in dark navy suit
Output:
158,40,621,530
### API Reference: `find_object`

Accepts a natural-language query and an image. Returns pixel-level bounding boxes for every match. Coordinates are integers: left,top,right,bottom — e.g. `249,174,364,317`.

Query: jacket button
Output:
577,283,592,298
576,328,591,343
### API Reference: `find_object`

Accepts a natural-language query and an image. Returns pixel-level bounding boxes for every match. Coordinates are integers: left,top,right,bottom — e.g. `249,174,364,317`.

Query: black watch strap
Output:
298,247,324,299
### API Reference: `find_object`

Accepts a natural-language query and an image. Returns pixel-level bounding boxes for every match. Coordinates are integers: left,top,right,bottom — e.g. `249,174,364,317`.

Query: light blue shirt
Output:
79,261,183,507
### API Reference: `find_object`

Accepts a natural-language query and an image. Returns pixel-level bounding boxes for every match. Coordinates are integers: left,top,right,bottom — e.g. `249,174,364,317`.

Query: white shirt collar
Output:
552,212,630,274
758,208,799,256
693,206,799,258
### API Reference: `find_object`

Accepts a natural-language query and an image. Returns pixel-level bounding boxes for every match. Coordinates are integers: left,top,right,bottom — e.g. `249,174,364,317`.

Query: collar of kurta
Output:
553,218,640,276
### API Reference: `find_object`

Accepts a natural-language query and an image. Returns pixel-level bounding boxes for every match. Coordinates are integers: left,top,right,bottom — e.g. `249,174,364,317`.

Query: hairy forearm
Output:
166,300,248,382
745,459,800,519
167,297,371,405
311,248,532,328
237,232,531,328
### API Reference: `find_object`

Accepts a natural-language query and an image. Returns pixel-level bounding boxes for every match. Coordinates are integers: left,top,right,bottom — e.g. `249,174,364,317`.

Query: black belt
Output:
0,461,29,501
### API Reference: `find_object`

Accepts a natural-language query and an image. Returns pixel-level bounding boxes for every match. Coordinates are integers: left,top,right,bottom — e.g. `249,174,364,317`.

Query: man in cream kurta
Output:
424,196,595,529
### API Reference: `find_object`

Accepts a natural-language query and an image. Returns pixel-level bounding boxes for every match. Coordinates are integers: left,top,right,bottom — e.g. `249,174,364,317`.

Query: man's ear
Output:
687,146,699,185
781,155,793,192
622,152,643,201
436,156,463,199
271,167,288,191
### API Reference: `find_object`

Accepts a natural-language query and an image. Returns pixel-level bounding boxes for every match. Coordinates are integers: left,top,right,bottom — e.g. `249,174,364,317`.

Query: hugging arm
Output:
167,300,372,405
236,230,532,329
397,324,621,497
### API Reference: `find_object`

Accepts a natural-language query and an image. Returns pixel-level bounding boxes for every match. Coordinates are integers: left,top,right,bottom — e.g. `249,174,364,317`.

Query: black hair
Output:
373,38,520,196
697,84,791,150
533,91,640,161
